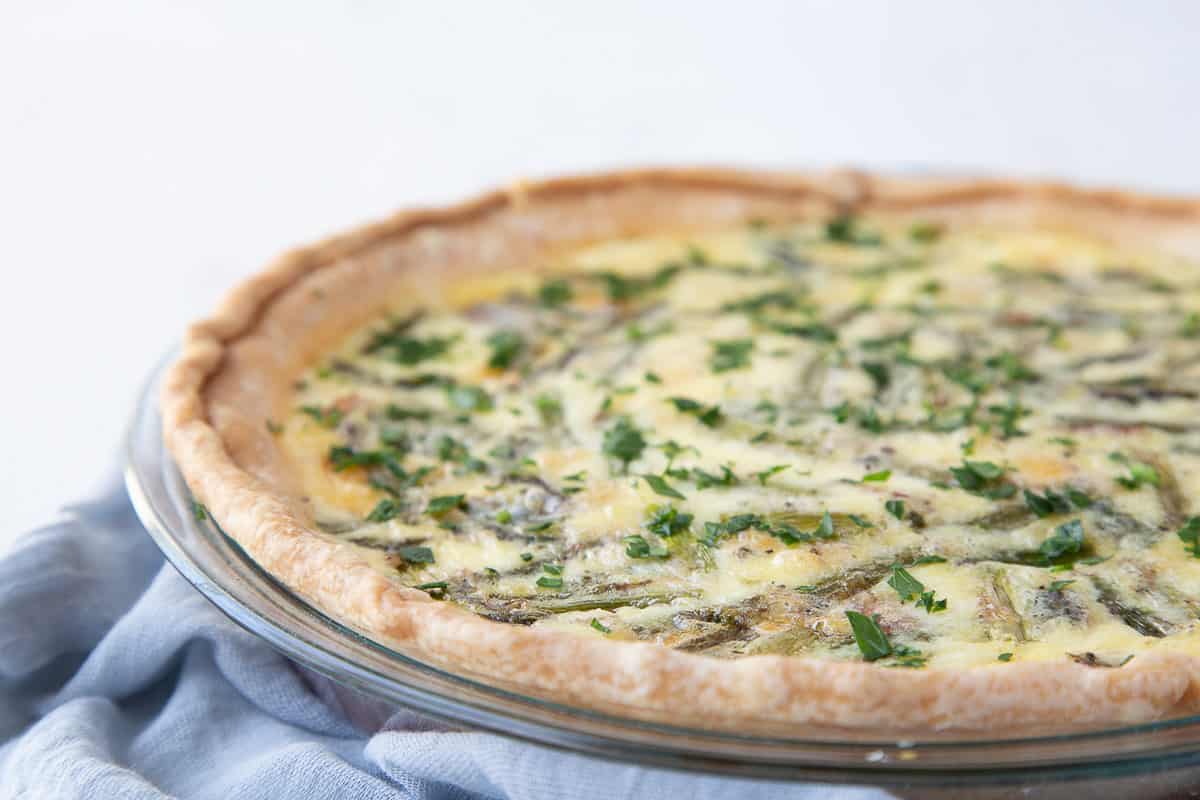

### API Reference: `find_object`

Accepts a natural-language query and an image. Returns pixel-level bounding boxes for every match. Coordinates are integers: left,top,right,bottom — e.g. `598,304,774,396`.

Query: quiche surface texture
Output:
163,169,1200,732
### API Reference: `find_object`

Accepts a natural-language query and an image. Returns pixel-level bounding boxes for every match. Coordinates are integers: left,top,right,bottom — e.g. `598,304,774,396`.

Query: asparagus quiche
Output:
163,168,1200,731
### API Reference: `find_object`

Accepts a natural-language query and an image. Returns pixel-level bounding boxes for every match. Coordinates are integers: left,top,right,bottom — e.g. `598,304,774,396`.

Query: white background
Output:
1,1,1197,549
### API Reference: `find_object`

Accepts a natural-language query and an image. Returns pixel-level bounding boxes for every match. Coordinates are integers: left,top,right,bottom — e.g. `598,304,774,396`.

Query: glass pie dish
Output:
125,353,1200,794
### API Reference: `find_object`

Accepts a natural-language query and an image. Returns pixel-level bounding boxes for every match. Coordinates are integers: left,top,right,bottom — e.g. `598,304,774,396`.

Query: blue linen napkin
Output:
0,476,894,799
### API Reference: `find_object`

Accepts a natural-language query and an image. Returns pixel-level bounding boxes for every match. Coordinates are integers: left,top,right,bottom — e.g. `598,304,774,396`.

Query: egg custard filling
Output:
278,217,1200,671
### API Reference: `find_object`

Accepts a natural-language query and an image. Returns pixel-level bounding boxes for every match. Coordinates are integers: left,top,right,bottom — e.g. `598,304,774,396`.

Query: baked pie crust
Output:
162,168,1200,731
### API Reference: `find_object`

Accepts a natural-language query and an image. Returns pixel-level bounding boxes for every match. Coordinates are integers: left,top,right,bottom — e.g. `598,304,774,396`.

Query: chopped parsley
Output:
998,652,1014,662
709,339,754,372
1039,519,1085,560
985,399,1031,439
366,499,401,523
642,474,686,500
486,330,525,370
950,460,1015,499
887,566,924,600
538,278,573,307
985,351,1039,384
602,417,646,472
436,435,468,463
366,333,455,366
721,290,800,315
328,446,388,471
396,545,434,564
1109,452,1160,490
861,361,890,391
888,566,947,613
645,505,693,538
884,499,906,520
1178,517,1200,557
426,495,466,516
300,404,344,429
769,320,838,342
755,464,790,486
1023,487,1091,518
191,501,208,522
691,465,738,490
386,404,433,421
1181,311,1200,338
862,469,891,483
845,611,891,661
624,534,669,559
825,216,882,246
668,397,723,427
534,393,563,425
595,264,681,303
909,222,943,243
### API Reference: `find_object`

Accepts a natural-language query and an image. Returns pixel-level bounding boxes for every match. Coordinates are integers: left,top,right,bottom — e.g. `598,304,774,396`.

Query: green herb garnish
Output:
709,339,754,372
645,505,693,538
846,611,892,661
909,222,943,243
950,460,1014,499
624,534,669,559
532,393,563,426
485,330,525,370
1177,517,1200,557
642,474,686,500
755,465,790,486
1109,452,1160,490
887,566,924,601
603,417,646,472
1039,519,1085,560
300,404,344,429
826,216,882,246
366,499,401,523
668,397,723,428
538,278,573,307
693,465,738,490
397,545,435,564
426,495,466,516
366,333,454,366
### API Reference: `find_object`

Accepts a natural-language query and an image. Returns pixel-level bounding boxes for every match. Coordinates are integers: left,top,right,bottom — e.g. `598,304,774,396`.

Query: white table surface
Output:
1,1,1197,550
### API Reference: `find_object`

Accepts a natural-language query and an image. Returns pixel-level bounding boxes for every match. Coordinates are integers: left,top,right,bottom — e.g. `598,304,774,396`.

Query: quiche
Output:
162,168,1200,732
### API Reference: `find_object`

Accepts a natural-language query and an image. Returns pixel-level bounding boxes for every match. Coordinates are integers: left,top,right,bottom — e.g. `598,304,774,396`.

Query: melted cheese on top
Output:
279,217,1200,670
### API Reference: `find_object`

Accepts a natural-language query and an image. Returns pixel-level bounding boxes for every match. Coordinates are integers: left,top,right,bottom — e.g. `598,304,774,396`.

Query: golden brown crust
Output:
161,167,1200,733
